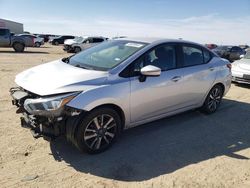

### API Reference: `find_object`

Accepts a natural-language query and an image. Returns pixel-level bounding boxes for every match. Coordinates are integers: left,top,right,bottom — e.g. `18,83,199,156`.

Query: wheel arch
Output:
212,82,225,95
89,103,126,130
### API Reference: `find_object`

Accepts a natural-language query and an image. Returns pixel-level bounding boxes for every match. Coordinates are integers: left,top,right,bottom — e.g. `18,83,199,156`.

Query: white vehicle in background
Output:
232,49,250,84
68,36,107,53
63,36,84,52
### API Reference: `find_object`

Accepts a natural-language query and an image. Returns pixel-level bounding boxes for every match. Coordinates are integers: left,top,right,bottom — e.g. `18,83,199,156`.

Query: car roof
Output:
114,37,203,46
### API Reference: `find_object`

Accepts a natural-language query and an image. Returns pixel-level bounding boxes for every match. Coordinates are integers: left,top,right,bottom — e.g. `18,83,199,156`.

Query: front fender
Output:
66,81,130,124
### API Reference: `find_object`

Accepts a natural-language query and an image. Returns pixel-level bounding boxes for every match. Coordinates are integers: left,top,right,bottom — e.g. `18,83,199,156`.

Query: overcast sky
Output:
0,0,249,45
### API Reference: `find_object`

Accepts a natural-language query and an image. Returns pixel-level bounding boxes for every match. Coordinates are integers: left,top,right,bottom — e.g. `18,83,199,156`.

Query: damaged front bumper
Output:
10,87,81,140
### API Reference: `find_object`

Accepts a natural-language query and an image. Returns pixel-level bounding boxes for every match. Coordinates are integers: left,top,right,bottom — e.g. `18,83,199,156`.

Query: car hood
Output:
64,39,77,45
233,59,250,71
15,60,108,96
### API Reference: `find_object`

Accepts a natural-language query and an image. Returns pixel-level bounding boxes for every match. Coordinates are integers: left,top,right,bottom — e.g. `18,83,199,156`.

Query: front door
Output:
130,44,187,123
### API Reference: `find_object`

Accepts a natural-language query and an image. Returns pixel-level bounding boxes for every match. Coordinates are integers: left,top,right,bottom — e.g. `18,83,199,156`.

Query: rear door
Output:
0,29,10,47
176,44,217,106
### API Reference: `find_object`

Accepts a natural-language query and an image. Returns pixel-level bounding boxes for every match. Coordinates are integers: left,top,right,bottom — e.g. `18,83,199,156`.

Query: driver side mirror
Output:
139,65,161,82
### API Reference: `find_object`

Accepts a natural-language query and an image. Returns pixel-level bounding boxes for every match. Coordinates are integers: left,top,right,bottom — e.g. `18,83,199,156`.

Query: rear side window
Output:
182,46,203,67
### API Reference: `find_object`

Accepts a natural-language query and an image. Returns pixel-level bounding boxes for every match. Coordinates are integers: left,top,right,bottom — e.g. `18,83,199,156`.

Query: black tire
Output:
201,84,224,114
74,107,122,154
13,42,25,52
74,47,81,53
54,41,59,45
35,42,41,47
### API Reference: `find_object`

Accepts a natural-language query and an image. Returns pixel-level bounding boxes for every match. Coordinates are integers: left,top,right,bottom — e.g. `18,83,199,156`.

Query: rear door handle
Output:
171,76,181,82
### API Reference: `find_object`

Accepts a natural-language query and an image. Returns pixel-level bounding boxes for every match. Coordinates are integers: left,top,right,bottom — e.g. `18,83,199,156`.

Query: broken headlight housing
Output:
24,92,79,116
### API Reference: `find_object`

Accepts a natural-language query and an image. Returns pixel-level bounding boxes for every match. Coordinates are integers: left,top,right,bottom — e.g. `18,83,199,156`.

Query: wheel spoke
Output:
209,94,214,100
212,101,217,110
103,135,110,144
84,133,97,140
90,137,98,148
93,117,101,129
85,128,96,133
208,101,214,109
105,131,114,138
103,117,114,128
95,137,102,149
107,123,116,130
100,115,104,126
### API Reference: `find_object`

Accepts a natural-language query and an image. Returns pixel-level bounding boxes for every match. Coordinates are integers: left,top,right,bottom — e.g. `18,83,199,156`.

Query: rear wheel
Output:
201,85,224,114
13,42,25,52
54,41,59,45
74,107,121,154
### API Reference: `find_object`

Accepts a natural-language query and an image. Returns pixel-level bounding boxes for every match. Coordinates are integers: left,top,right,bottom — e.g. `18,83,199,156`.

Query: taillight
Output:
226,63,232,71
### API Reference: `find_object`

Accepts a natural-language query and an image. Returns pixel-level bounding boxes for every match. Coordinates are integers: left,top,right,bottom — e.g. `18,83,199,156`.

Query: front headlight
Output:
24,92,79,116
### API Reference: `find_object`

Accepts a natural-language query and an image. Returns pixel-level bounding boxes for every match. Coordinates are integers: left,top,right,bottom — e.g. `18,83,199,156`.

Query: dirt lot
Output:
0,44,250,188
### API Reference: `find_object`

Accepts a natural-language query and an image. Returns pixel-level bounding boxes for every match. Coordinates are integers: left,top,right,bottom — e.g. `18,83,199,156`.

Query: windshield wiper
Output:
62,55,74,64
75,64,94,70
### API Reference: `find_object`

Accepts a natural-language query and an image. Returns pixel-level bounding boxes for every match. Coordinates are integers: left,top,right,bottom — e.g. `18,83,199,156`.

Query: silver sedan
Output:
10,38,232,153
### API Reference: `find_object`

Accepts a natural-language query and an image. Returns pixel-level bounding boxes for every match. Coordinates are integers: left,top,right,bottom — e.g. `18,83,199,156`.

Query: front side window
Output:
68,40,147,71
133,44,176,73
182,46,203,67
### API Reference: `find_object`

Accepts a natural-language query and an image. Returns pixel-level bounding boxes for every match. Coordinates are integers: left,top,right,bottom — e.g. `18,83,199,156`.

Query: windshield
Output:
74,36,85,43
244,51,250,59
68,40,147,71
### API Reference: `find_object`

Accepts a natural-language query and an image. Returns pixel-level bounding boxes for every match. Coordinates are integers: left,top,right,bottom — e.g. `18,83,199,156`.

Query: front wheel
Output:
74,108,121,154
201,85,224,114
13,42,25,52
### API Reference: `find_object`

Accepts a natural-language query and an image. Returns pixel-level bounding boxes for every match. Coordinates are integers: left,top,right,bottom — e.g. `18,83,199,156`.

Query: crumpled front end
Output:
10,87,82,140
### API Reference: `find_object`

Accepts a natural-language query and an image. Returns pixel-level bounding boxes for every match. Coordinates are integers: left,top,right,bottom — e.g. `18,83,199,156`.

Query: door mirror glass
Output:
141,65,161,76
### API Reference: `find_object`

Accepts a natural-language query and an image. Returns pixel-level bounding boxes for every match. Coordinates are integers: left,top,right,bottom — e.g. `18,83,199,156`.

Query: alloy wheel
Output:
207,87,222,112
83,114,117,150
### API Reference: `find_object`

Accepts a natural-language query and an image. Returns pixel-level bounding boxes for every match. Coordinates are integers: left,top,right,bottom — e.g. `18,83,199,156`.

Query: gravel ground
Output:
0,44,250,188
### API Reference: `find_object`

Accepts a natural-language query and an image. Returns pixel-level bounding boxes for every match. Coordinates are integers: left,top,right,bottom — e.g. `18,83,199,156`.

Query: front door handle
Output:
171,76,181,82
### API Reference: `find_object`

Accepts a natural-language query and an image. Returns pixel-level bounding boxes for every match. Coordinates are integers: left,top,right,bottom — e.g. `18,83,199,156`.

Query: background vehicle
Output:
17,34,44,47
51,35,75,45
70,36,107,53
63,36,84,52
232,49,250,84
213,45,245,62
0,28,34,52
10,38,231,153
37,34,51,42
